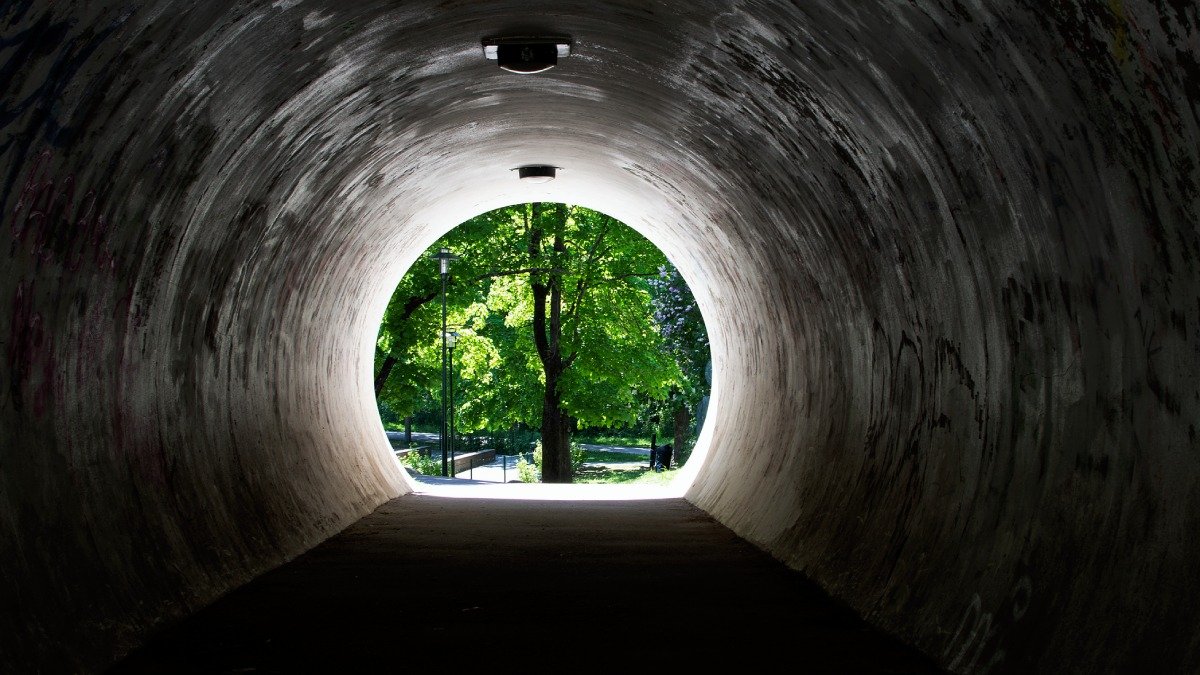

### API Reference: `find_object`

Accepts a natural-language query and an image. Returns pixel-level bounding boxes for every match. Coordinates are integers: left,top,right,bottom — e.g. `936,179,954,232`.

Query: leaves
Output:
375,203,685,433
648,263,710,406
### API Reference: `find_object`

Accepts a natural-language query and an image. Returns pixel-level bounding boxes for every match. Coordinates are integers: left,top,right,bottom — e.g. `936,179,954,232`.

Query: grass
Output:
574,464,681,485
384,425,687,484
573,432,651,447
580,449,648,463
628,467,681,485
565,446,679,484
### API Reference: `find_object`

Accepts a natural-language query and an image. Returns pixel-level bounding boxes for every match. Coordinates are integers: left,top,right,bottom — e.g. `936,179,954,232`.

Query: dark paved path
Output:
110,495,944,673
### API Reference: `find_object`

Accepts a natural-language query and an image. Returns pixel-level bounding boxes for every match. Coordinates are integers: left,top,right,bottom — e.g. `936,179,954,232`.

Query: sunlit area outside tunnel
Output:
376,203,711,488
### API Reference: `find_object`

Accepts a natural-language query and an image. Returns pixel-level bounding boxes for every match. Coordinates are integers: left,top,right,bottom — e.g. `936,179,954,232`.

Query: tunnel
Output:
3,1,1199,672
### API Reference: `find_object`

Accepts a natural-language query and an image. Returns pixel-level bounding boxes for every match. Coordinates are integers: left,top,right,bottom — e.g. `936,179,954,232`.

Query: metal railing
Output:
457,451,536,482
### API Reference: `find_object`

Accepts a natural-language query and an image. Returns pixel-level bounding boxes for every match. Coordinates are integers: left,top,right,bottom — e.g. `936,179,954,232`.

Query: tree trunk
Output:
373,288,439,396
374,355,397,396
529,203,575,483
404,417,412,444
672,403,689,468
540,373,572,482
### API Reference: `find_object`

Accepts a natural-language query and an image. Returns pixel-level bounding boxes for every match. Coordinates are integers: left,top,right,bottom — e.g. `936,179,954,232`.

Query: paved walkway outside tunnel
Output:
110,492,944,673
391,431,662,482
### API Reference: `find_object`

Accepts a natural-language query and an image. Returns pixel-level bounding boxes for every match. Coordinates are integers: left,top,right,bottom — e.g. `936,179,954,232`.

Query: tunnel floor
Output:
109,494,944,673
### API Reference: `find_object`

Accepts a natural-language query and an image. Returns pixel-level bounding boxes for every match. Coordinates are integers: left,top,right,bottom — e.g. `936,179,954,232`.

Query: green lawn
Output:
573,432,651,447
580,449,649,463
574,464,681,485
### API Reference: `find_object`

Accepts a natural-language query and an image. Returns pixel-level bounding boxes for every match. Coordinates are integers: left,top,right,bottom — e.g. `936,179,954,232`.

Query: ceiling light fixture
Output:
483,36,572,74
514,165,558,183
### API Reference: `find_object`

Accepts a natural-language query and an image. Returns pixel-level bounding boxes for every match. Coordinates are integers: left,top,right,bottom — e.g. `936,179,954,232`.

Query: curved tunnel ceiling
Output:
2,2,1198,672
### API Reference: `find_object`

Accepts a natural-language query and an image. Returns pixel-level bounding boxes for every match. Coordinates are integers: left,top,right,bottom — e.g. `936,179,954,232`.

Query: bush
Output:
491,426,540,455
377,400,402,429
515,441,585,482
456,433,485,454
571,442,586,473
516,449,539,483
401,447,441,475
687,438,701,465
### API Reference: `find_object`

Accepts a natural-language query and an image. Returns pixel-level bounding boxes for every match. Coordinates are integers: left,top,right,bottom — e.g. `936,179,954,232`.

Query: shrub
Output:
377,400,401,429
571,442,586,473
402,447,441,475
456,433,485,454
516,449,539,483
515,441,585,481
491,427,540,455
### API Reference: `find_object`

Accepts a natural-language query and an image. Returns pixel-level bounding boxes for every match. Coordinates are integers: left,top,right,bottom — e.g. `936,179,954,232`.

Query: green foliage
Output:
374,204,683,436
378,400,405,431
579,449,649,464
401,448,441,475
674,439,694,467
648,264,710,407
489,426,540,455
527,440,588,474
450,433,480,455
571,443,586,474
516,450,539,483
574,465,680,485
574,430,652,447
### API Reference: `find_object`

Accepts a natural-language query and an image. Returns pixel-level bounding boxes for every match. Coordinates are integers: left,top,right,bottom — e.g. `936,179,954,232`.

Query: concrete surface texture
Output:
108,494,944,673
1,2,1197,673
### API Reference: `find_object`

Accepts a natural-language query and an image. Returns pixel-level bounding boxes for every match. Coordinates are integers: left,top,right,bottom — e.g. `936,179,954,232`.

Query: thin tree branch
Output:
548,204,567,367
373,287,438,392
399,289,438,320
374,354,397,395
566,216,610,324
598,271,661,282
529,203,551,368
460,267,561,283
564,210,613,351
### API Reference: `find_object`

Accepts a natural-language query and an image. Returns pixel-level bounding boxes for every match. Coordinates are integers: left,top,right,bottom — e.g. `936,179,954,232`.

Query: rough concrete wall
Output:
1,1,1197,673
683,2,1200,673
0,4,412,670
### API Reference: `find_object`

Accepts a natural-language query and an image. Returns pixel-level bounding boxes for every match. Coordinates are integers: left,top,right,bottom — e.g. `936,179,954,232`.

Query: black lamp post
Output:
432,247,458,476
446,329,458,477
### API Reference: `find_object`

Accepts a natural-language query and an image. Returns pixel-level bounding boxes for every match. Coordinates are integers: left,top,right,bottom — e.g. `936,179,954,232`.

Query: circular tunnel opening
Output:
373,202,714,489
5,2,1198,672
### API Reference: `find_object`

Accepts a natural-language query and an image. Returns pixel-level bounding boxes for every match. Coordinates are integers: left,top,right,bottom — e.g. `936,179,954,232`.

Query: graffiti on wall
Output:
943,576,1033,674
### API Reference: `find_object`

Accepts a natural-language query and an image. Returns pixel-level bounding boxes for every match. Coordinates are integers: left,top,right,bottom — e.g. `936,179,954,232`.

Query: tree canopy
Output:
375,204,697,480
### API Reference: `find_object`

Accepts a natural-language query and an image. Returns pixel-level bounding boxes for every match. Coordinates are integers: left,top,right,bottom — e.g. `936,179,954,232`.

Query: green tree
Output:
374,203,680,482
373,208,514,417
648,264,711,461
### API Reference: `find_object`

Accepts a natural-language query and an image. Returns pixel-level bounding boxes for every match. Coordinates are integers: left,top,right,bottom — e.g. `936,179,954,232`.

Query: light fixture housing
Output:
433,246,459,275
483,36,571,74
515,165,558,183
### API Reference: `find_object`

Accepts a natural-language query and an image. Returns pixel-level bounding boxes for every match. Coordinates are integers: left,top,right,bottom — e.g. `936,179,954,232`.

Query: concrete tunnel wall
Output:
1,1,1198,672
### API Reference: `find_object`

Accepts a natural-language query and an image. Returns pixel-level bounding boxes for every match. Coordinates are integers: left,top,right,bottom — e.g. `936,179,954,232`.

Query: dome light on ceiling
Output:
483,36,572,74
514,165,558,183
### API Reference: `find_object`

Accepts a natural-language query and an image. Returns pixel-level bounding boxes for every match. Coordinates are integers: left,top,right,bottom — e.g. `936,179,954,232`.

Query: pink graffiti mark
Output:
7,152,164,483
109,281,169,485
7,281,54,420
10,149,116,273
1116,9,1180,152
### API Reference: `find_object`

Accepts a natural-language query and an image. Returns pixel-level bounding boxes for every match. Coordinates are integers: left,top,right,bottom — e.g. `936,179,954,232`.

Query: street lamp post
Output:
433,247,458,476
446,330,458,477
